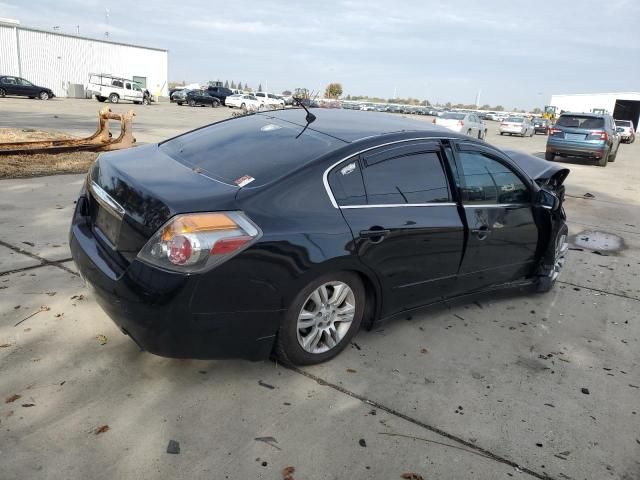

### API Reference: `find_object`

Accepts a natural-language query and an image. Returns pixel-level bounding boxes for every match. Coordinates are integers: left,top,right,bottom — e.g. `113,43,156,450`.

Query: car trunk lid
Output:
88,144,239,263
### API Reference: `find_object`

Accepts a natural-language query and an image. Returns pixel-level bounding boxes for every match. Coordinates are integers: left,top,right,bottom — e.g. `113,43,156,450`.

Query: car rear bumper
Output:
69,204,282,360
546,139,607,157
500,127,525,134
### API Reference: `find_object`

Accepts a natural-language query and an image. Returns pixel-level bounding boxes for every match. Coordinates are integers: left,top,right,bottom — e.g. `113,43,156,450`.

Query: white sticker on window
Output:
340,162,356,176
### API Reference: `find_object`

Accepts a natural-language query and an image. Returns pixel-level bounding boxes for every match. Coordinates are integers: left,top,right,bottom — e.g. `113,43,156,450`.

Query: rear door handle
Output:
359,228,391,243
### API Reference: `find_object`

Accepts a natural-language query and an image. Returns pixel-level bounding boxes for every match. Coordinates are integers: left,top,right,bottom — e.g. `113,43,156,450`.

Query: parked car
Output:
87,74,149,105
254,92,285,109
433,112,487,139
546,112,621,167
0,75,54,100
186,90,221,107
499,117,535,137
615,120,635,143
70,109,569,365
533,118,551,135
226,93,261,110
172,89,192,105
206,86,234,105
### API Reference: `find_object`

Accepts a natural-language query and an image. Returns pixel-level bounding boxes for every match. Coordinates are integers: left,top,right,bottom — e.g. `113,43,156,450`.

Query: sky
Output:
1,0,639,109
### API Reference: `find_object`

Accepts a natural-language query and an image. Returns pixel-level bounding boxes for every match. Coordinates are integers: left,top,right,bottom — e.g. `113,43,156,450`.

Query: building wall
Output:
0,24,168,97
550,93,640,115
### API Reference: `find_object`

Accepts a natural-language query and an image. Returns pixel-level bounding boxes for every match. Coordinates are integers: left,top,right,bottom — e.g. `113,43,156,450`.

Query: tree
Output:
230,81,236,89
282,90,292,96
258,83,262,92
445,102,452,109
480,104,491,110
244,83,249,90
494,105,504,111
237,81,242,90
532,107,542,114
224,80,229,88
324,82,343,99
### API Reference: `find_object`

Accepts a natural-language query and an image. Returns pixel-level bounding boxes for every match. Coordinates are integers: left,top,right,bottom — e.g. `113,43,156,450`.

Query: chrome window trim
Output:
464,203,530,208
322,137,458,209
341,202,457,209
89,181,126,219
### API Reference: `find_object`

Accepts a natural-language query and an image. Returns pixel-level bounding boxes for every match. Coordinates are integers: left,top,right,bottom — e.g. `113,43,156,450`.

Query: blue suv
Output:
546,112,620,167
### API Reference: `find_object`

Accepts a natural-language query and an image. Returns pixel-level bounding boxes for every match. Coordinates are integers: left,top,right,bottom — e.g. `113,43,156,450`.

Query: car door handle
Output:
470,225,491,240
359,228,391,243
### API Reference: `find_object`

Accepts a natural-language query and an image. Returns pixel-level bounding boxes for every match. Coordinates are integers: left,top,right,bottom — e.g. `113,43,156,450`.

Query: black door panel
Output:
342,205,464,314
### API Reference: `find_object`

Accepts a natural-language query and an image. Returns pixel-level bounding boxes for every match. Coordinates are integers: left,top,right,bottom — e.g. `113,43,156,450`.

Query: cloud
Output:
187,19,298,34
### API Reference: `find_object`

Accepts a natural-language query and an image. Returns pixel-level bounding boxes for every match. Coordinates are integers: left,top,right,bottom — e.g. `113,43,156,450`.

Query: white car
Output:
254,92,285,109
433,112,487,139
225,94,262,110
499,117,534,137
87,73,148,105
615,119,635,143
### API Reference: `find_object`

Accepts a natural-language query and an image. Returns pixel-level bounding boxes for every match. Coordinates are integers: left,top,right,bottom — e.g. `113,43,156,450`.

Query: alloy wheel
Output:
550,234,568,282
296,281,356,354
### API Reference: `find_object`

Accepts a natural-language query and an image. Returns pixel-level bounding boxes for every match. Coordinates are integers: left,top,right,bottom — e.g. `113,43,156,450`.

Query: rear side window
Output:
458,152,529,204
328,161,366,206
361,152,450,205
556,115,604,129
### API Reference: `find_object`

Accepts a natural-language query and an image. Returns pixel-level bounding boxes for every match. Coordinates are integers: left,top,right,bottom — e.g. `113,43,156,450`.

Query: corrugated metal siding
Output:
0,25,19,75
550,93,640,115
4,27,167,98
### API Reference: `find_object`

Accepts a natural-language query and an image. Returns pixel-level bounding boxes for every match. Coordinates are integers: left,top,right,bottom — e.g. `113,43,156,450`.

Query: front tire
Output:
188,99,196,107
537,230,568,293
39,91,50,100
211,99,220,108
274,272,365,365
142,96,150,105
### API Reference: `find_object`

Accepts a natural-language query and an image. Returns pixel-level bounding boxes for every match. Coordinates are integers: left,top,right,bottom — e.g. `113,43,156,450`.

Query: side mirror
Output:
537,189,560,211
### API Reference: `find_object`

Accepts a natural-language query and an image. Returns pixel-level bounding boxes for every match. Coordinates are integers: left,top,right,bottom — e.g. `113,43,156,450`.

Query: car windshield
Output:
441,113,465,119
556,115,605,129
506,117,524,122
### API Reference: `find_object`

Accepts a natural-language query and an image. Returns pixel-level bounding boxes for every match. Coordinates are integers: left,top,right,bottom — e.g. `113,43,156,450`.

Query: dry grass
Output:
0,128,97,179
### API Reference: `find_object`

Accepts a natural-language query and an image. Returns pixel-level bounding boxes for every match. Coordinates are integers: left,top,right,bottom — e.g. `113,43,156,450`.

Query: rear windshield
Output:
160,115,345,187
556,115,604,129
441,113,465,120
506,117,524,122
615,120,631,126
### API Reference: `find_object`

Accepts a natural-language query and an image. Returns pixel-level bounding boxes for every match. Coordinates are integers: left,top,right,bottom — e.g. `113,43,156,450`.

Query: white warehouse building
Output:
549,92,640,129
0,19,168,98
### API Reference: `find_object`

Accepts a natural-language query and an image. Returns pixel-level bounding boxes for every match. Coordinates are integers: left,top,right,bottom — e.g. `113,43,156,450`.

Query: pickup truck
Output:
87,74,150,105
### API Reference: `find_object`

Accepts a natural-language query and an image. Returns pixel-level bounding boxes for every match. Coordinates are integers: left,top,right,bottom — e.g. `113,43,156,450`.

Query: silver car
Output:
499,116,534,137
433,112,487,139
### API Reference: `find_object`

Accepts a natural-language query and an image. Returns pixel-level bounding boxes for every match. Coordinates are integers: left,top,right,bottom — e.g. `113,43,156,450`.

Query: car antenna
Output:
292,96,316,124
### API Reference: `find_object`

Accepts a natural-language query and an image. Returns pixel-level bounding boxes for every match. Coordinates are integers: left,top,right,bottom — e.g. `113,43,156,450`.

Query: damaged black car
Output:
70,109,569,365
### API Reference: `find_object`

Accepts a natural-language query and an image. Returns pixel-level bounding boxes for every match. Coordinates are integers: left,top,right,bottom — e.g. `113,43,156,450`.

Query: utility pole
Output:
105,8,110,38
475,89,482,108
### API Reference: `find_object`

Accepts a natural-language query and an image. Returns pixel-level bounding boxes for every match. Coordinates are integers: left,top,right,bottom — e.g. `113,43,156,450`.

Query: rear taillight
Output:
549,128,562,135
457,120,464,127
432,118,436,124
138,211,261,273
588,131,608,140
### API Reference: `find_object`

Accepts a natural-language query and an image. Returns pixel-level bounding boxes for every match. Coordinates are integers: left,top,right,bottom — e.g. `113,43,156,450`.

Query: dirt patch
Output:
0,152,97,178
0,128,97,178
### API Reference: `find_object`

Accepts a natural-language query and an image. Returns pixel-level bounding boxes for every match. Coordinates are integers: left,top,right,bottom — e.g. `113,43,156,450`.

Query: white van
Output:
87,74,149,105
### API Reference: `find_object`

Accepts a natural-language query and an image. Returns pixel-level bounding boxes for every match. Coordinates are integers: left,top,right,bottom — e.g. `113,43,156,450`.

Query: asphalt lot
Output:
1,98,639,480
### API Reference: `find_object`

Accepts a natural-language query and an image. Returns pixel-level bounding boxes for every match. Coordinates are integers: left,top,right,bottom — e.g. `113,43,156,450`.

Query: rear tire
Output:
597,150,608,167
188,99,196,107
608,146,618,162
0,88,5,98
273,272,365,366
109,93,119,104
97,96,106,102
211,99,220,108
545,152,555,161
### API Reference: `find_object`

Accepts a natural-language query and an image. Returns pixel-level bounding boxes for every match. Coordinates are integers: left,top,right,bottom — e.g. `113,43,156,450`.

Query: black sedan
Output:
185,90,221,107
0,75,54,100
70,109,569,365
533,118,551,134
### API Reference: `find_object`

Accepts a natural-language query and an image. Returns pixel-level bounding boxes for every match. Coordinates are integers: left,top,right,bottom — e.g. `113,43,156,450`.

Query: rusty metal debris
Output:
0,107,136,155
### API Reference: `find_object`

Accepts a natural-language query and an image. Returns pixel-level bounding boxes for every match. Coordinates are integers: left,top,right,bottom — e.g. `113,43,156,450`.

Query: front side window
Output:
362,152,451,205
458,152,529,205
18,78,33,86
125,83,132,90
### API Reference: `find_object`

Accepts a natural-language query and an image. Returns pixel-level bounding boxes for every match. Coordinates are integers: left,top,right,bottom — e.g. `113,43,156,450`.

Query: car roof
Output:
260,108,450,142
559,112,607,118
